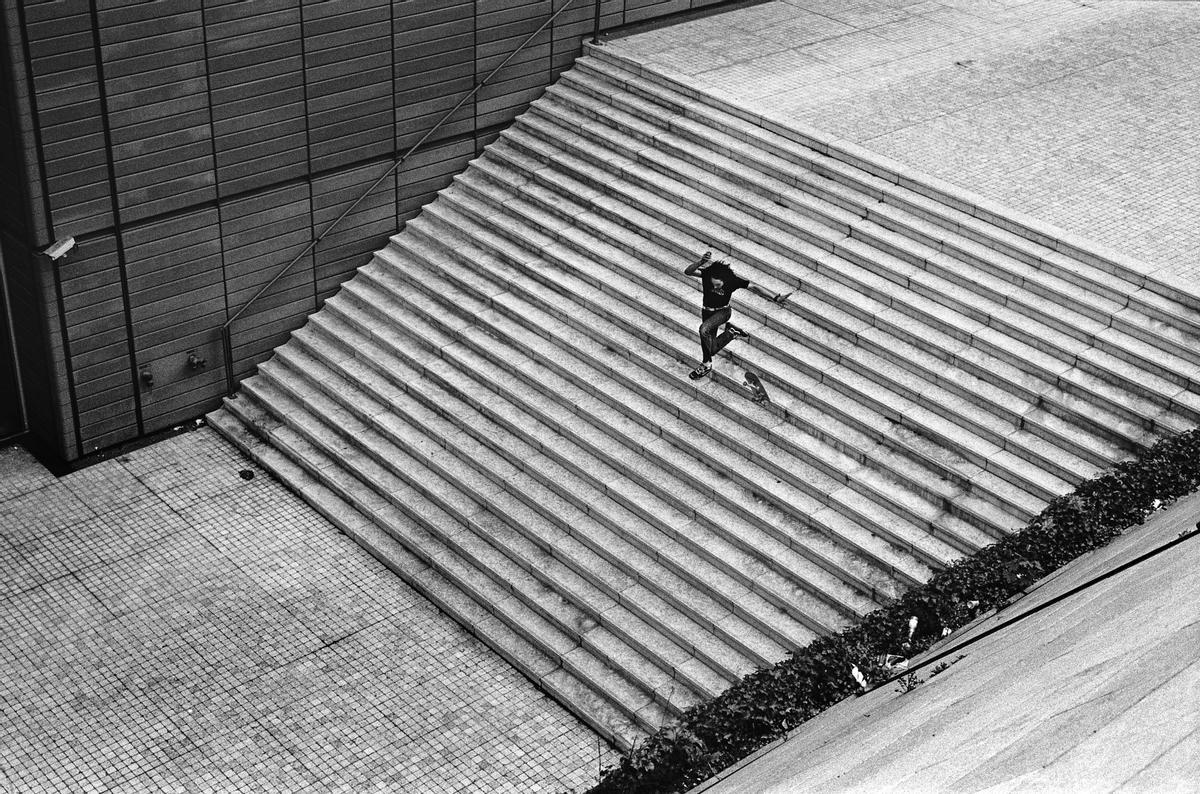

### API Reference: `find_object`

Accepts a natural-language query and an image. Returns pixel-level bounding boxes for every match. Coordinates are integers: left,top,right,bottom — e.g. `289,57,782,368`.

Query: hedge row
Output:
591,428,1200,793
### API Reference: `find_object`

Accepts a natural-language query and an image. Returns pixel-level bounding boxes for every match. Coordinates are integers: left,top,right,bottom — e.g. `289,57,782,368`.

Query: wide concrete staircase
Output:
208,47,1200,751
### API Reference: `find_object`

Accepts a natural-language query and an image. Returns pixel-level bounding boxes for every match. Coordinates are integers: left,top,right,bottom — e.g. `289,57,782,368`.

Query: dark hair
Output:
706,260,734,279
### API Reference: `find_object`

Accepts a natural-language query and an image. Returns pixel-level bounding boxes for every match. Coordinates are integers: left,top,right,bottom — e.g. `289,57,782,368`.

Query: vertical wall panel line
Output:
391,0,399,229
49,260,80,457
199,1,221,205
298,1,317,312
199,0,230,324
13,0,52,244
0,8,40,439
87,0,144,439
475,0,480,143
12,0,51,244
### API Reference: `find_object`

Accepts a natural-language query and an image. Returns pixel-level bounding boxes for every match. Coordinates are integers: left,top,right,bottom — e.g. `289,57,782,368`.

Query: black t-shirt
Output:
701,264,749,309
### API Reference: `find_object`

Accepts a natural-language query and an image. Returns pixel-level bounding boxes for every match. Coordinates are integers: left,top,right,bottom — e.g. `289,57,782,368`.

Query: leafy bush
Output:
591,428,1200,793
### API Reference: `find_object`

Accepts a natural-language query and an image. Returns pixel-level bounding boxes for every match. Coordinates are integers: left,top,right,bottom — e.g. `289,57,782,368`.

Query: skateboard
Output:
743,371,770,404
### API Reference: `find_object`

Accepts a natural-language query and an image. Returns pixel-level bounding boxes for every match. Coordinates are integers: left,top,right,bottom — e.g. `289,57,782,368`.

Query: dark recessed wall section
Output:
0,0,728,464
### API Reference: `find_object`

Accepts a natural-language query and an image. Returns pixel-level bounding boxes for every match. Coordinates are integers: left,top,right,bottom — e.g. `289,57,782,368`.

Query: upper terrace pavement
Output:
607,0,1200,288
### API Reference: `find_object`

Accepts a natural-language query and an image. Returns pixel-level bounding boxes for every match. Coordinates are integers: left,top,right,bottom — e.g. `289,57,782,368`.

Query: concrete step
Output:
287,311,786,680
234,372,680,735
494,121,1177,451
384,229,937,595
561,64,1200,376
477,133,1135,472
582,55,1200,426
325,272,844,650
413,196,953,579
211,46,1200,753
263,341,730,708
536,74,1200,401
418,190,988,570
300,315,769,679
511,99,1197,434
207,400,654,751
358,255,882,622
575,51,1200,350
446,145,1075,513
443,158,1077,516
312,289,811,660
442,181,1010,561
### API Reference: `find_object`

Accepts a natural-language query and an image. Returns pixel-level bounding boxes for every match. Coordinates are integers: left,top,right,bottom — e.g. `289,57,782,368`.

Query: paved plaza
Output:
698,487,1200,793
0,429,614,793
610,0,1200,287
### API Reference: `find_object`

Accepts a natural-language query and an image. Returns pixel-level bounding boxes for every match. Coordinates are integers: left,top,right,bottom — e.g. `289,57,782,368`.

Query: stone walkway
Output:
608,0,1200,288
697,487,1200,793
0,429,614,793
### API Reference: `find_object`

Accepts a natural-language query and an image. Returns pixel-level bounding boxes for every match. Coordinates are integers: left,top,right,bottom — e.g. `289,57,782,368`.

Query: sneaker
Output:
688,363,712,380
725,323,749,340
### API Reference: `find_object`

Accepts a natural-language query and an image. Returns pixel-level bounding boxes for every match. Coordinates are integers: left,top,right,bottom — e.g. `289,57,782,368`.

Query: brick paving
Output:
608,0,1200,288
0,430,614,793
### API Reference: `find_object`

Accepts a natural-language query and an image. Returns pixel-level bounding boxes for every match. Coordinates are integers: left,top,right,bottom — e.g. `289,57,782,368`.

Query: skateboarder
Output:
684,250,789,380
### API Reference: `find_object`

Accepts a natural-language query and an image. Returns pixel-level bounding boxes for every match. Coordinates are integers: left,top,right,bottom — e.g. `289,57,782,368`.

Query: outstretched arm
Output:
684,250,713,278
746,280,791,304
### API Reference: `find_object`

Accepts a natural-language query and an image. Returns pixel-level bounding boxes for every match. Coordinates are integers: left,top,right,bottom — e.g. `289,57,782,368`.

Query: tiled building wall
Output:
0,0,725,462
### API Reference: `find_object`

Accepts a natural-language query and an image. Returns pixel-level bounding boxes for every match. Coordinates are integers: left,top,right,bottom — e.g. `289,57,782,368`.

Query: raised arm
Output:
683,250,713,278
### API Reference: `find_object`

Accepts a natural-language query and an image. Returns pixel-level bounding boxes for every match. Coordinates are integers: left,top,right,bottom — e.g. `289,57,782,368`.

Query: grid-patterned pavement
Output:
0,429,615,793
608,0,1200,288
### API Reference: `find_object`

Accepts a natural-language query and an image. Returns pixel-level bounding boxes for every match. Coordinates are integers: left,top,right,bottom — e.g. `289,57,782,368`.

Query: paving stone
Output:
0,534,49,597
75,530,229,618
258,687,400,779
0,482,95,544
61,460,156,514
0,444,55,503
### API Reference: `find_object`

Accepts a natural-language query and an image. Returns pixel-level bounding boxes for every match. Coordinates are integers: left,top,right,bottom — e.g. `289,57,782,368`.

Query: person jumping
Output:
685,250,789,380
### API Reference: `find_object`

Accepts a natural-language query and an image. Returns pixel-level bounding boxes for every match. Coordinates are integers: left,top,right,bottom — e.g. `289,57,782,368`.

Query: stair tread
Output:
325,277,838,648
489,125,1152,467
515,96,1191,420
211,396,652,749
211,48,1200,756
450,162,1092,502
401,213,929,586
427,206,979,573
413,201,951,583
576,53,1200,334
489,136,1149,468
528,89,1196,390
306,300,803,668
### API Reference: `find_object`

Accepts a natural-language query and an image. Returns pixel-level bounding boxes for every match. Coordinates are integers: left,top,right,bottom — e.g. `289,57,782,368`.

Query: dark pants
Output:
699,307,735,363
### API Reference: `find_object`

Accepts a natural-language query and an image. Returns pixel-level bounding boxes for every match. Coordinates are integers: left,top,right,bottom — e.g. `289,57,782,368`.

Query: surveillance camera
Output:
43,236,75,260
